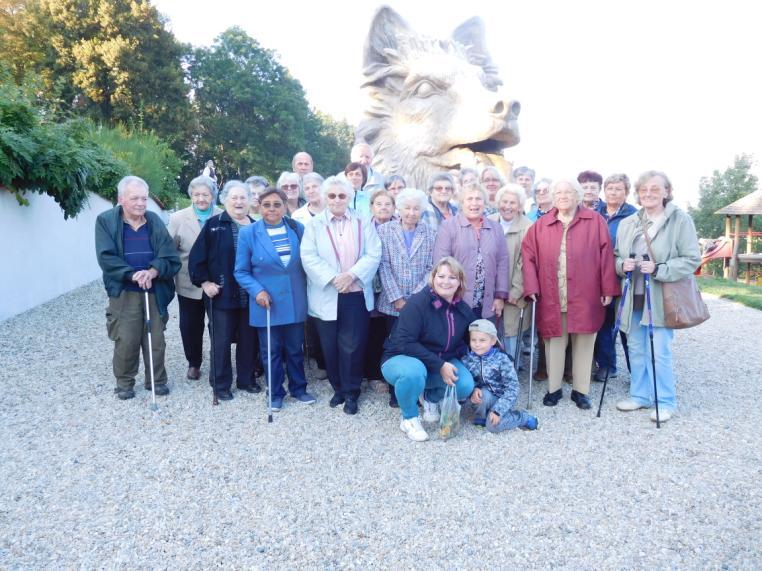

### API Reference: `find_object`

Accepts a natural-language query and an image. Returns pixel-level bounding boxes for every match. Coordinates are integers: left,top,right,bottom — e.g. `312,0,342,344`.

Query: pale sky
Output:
153,0,762,209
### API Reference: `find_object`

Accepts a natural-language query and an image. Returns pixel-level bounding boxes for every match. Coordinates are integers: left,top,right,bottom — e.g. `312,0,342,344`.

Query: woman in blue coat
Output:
234,187,315,411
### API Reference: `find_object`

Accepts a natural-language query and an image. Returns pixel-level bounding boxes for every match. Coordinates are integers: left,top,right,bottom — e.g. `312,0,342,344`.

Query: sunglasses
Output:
261,202,284,209
327,193,348,200
281,184,299,190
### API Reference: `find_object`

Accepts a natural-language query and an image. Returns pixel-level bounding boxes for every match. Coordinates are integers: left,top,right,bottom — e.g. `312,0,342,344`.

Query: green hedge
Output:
1,80,182,218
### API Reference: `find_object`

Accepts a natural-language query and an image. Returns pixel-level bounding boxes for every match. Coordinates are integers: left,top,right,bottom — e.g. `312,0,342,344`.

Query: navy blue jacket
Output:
596,201,638,243
382,288,476,372
188,211,253,310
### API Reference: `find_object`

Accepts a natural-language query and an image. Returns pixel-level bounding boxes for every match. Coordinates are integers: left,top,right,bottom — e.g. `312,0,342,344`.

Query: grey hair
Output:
350,141,372,159
494,183,527,211
302,172,325,187
461,184,489,203
512,166,536,182
550,179,584,203
276,171,302,192
395,188,428,211
321,176,355,201
117,175,149,199
603,173,631,193
219,179,251,203
460,167,479,180
480,166,506,185
187,175,218,200
634,170,673,205
427,172,456,193
384,174,406,190
245,175,269,190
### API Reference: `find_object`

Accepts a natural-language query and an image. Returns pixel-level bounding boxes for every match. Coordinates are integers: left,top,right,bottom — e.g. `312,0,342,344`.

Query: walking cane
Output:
527,299,536,410
513,306,525,366
266,304,273,424
209,275,224,406
597,253,635,417
643,255,661,428
143,291,158,412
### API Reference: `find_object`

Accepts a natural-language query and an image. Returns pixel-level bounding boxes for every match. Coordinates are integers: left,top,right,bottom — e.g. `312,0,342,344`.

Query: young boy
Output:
462,319,538,432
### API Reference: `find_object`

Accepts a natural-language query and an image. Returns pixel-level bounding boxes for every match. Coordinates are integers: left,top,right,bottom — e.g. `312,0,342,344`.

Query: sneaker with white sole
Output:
616,398,648,412
422,399,440,423
400,417,429,442
650,409,672,422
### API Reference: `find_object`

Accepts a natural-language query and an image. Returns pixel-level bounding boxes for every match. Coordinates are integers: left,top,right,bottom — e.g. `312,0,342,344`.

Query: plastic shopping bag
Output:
438,384,461,441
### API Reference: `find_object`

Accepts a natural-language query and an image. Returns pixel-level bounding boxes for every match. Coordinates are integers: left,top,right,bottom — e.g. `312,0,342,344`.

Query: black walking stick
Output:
527,300,536,409
513,306,525,366
598,253,634,417
209,275,224,406
643,255,661,428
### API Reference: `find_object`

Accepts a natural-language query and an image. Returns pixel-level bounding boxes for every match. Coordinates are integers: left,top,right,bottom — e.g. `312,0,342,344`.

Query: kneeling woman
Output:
381,257,476,442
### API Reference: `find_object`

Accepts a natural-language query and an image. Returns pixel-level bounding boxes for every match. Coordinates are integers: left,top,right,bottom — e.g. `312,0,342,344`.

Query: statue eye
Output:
412,80,436,98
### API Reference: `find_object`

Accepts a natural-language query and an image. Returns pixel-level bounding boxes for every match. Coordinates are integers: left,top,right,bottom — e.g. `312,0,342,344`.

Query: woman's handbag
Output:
641,217,710,329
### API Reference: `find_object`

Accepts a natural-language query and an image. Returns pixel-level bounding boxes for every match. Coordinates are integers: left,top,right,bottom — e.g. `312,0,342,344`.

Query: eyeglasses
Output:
482,178,501,183
535,188,549,195
433,185,453,192
327,193,348,200
281,184,299,190
261,202,284,209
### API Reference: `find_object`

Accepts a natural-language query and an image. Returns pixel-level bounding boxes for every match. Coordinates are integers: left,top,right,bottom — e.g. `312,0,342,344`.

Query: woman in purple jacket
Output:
432,185,509,323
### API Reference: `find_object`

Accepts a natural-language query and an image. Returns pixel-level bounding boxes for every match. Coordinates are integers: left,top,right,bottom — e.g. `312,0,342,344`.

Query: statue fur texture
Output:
356,6,521,189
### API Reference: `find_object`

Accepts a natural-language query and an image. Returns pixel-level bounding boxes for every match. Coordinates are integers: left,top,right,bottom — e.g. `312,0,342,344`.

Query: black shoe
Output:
238,381,262,394
542,389,563,407
570,390,592,409
253,364,264,379
215,389,234,401
154,385,170,396
343,397,358,415
115,388,135,400
329,393,345,408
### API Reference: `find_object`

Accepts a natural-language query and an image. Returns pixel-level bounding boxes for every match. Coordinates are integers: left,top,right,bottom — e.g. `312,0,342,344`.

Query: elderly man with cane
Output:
95,176,180,401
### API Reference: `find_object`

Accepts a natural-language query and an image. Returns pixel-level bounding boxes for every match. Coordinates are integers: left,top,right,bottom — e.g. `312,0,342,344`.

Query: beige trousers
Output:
544,313,596,394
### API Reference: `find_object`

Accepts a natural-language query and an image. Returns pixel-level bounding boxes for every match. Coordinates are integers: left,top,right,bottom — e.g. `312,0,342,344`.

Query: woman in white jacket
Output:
300,177,381,415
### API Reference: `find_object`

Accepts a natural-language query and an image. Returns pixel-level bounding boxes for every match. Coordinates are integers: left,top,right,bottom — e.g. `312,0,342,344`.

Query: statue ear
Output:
452,16,501,87
363,6,411,68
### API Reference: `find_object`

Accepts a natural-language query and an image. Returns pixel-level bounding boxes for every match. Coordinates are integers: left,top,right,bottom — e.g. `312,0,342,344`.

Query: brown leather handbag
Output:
641,217,710,329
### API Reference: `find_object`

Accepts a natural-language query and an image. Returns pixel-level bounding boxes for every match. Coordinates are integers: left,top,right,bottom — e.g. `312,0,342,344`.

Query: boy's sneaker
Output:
523,415,538,430
472,417,486,427
400,417,429,442
422,400,440,423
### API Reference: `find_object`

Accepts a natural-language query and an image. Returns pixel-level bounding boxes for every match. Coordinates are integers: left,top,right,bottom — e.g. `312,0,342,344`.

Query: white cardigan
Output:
300,209,381,321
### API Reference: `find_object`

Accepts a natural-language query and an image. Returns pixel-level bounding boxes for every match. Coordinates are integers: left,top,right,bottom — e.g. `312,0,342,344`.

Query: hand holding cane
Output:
642,255,661,428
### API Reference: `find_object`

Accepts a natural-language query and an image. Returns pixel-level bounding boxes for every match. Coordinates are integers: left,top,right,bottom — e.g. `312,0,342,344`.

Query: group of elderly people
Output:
99,148,700,441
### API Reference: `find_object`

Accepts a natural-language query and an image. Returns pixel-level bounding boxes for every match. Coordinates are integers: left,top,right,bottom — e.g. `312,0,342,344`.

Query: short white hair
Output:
550,179,584,203
321,176,354,201
350,142,372,161
187,175,218,200
494,183,527,210
219,180,251,203
117,175,149,199
276,171,302,192
395,188,428,211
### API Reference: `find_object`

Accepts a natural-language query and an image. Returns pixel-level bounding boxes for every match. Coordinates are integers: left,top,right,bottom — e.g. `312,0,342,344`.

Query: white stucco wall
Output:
0,188,166,322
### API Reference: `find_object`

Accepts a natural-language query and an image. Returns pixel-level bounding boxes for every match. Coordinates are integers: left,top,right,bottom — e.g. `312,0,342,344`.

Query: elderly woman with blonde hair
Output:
488,183,533,359
522,179,620,410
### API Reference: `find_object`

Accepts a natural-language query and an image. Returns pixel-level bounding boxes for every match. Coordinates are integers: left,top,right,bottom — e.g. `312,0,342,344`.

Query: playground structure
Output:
708,189,762,283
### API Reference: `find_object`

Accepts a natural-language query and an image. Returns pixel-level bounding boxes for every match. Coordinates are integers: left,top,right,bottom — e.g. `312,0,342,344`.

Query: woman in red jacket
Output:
522,179,620,409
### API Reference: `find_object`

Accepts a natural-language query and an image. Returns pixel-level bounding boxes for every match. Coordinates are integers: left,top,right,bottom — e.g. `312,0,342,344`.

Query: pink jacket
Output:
433,214,509,319
522,207,620,337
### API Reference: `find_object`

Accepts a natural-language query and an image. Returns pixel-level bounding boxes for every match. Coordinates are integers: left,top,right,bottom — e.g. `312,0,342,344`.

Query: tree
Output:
688,154,760,239
0,0,193,153
187,27,354,184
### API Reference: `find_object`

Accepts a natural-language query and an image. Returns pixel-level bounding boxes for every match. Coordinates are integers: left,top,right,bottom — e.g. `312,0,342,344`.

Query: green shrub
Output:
89,124,183,208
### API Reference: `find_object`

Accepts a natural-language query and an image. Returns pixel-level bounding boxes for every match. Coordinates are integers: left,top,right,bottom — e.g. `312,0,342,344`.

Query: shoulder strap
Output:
639,215,657,262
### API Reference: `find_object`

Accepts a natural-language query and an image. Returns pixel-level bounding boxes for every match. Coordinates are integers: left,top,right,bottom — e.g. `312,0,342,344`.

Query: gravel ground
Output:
0,281,760,569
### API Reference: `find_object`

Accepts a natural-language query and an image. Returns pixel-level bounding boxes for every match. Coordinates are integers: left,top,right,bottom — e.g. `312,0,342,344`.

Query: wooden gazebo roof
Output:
715,189,762,215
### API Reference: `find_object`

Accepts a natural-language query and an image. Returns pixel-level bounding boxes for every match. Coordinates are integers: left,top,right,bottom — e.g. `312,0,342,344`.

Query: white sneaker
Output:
400,417,429,442
650,409,672,422
422,400,440,423
616,398,648,412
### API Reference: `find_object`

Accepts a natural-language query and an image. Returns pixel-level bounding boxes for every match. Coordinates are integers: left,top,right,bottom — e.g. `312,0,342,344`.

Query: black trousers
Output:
178,295,206,368
305,316,326,369
364,314,388,381
315,292,369,399
208,304,258,391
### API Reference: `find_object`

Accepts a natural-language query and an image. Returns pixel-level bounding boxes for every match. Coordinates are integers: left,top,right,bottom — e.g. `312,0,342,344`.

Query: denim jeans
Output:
473,388,531,433
257,322,307,399
381,355,475,420
627,309,676,410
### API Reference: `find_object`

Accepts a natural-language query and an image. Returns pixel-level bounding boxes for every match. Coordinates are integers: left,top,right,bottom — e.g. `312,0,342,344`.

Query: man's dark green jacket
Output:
95,206,181,316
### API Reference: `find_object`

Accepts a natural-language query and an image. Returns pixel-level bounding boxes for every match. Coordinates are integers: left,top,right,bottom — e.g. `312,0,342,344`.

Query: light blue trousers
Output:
381,355,475,420
627,309,677,410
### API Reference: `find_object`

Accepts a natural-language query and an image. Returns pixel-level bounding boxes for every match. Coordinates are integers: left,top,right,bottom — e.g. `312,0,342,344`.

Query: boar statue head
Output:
356,6,520,188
